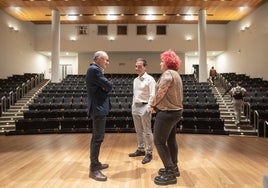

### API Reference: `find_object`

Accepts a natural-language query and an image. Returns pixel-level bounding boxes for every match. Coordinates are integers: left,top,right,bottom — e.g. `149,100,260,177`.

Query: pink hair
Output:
160,49,181,71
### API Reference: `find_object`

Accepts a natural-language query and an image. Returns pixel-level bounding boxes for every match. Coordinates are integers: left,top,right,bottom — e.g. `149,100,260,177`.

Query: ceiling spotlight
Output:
107,14,117,21
145,14,155,21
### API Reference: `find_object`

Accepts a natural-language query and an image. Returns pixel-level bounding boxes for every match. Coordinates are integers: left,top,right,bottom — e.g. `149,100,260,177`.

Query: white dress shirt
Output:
132,72,156,106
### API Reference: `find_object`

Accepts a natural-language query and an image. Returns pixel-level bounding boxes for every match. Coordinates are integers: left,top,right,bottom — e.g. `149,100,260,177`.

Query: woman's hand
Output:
147,106,156,113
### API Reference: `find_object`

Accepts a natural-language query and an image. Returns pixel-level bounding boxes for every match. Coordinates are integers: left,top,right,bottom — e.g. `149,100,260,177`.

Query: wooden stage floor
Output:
0,133,267,188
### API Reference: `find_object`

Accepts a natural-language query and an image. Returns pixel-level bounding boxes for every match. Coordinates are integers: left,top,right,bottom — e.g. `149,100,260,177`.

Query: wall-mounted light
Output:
109,36,115,41
185,35,192,41
240,27,246,31
8,25,19,32
13,28,19,32
147,36,154,41
70,36,77,42
240,25,250,31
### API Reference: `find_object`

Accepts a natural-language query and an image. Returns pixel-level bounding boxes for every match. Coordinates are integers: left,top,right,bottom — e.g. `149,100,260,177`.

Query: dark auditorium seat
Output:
59,118,76,132
181,117,196,133
15,73,229,135
75,117,92,132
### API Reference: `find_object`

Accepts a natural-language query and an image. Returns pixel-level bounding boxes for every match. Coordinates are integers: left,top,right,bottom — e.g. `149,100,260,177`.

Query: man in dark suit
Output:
86,51,113,181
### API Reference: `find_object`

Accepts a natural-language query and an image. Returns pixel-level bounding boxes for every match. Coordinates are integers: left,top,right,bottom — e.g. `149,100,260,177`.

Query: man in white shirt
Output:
129,58,156,164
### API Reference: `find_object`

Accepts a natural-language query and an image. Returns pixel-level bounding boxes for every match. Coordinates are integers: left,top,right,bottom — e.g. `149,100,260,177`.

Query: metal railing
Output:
264,121,268,138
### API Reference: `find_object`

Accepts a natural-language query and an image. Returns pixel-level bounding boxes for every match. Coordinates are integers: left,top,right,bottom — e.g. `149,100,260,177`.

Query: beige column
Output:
198,9,208,82
51,9,60,83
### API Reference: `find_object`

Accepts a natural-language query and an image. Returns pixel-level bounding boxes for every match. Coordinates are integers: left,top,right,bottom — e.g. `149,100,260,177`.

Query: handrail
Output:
245,102,251,121
21,82,25,98
9,91,14,106
253,110,259,135
15,86,20,103
1,96,6,113
26,79,30,94
264,121,268,138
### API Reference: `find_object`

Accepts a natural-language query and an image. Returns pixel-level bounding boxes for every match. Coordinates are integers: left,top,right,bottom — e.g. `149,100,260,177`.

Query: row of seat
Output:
183,109,220,118
34,96,88,104
23,109,87,119
32,95,217,104
183,102,219,110
15,116,225,134
183,92,214,97
16,73,225,134
23,108,221,120
64,73,196,80
183,96,217,103
244,96,268,103
180,117,225,134
28,103,88,110
38,92,87,98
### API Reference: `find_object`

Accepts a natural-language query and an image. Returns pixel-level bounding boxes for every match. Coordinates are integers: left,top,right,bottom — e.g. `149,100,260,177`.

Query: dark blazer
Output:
85,63,113,116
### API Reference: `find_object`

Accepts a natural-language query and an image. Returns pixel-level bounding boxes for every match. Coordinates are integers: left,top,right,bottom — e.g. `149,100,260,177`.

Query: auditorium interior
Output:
0,1,268,188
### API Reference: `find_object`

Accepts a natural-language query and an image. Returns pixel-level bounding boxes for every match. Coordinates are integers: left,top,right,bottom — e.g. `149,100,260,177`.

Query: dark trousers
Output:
153,110,182,169
90,115,106,171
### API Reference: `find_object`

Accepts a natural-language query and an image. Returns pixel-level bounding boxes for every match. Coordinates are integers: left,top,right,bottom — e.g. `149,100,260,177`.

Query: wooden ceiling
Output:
0,0,266,24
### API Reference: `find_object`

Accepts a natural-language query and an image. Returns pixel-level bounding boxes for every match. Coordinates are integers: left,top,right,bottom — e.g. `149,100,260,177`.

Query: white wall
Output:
35,23,225,75
79,52,185,75
35,24,226,53
0,10,50,79
216,1,268,80
185,56,216,77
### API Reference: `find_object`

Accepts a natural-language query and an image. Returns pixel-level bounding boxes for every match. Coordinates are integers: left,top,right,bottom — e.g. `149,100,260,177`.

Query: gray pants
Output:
233,99,243,122
132,104,153,154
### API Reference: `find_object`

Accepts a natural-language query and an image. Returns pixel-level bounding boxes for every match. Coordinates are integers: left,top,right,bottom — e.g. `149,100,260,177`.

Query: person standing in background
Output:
148,49,183,186
86,51,113,181
129,58,156,164
209,66,217,85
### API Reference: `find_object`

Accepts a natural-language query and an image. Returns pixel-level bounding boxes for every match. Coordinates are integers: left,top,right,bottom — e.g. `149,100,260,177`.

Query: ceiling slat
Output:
0,0,265,24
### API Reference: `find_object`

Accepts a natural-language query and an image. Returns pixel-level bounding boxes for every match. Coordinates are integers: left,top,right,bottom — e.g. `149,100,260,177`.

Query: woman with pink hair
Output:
148,49,183,185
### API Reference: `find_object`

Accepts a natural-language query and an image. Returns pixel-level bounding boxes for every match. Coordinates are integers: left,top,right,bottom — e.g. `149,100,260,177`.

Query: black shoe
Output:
89,170,107,181
128,150,145,157
158,166,180,177
154,173,177,185
142,154,152,164
98,163,109,170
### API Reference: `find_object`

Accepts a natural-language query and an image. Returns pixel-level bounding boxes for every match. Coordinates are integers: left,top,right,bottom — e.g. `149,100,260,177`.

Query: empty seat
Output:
195,118,210,132
181,117,196,132
75,117,92,132
60,118,76,132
